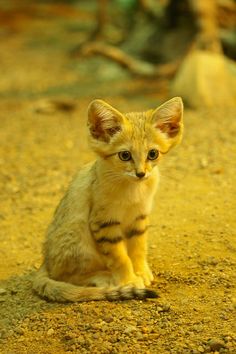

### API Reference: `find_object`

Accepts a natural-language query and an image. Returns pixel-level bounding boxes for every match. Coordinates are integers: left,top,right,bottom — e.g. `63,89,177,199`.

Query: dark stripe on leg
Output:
126,226,148,239
93,220,121,233
135,214,147,221
99,220,120,229
96,236,123,244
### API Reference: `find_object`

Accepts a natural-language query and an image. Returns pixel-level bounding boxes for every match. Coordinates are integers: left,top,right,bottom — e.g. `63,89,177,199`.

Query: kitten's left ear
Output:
88,99,124,142
151,97,184,148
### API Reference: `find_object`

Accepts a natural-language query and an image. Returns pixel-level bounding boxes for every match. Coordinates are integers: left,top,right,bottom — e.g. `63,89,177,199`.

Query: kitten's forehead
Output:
116,110,168,152
124,110,152,122
124,111,152,136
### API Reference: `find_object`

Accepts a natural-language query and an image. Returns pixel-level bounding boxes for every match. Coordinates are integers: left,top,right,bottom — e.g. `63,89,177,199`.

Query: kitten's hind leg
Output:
83,271,115,287
65,270,115,287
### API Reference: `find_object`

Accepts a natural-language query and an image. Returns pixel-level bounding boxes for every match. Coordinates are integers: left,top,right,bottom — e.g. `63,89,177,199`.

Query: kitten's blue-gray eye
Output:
118,151,132,161
147,149,159,160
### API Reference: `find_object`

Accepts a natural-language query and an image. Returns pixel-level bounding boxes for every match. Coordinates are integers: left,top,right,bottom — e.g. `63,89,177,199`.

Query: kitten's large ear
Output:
151,97,184,148
88,99,124,142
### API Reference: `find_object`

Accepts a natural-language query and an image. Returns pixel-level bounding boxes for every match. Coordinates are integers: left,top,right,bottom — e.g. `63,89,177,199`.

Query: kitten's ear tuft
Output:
151,97,183,145
87,99,124,142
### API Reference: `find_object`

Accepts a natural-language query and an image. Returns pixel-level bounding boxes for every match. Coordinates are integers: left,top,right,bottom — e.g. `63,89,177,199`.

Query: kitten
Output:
33,97,183,302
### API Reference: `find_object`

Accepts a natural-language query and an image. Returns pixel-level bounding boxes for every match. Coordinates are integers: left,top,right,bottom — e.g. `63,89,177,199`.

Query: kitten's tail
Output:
33,265,158,302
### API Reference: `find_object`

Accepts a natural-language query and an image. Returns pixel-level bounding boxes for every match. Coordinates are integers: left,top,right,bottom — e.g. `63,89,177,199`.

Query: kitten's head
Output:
87,97,183,180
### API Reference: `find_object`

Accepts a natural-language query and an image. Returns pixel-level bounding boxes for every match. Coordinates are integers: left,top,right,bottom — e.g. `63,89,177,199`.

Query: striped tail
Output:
33,265,158,302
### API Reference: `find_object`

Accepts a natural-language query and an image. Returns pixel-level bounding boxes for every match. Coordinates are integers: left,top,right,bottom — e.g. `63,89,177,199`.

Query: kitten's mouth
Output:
136,175,149,181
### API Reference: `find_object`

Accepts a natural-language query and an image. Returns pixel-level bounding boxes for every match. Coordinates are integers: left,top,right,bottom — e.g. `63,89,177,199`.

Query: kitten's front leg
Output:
126,215,153,286
91,221,144,288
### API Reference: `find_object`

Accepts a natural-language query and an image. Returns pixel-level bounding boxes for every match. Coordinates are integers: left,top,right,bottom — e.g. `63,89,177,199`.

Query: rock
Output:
103,316,113,323
200,157,208,168
124,325,137,334
15,327,24,335
161,304,171,312
0,288,7,295
47,328,54,336
208,339,225,351
157,304,171,312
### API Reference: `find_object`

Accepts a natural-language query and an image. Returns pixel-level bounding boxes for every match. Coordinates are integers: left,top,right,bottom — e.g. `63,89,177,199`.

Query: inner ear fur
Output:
87,99,124,142
151,97,184,144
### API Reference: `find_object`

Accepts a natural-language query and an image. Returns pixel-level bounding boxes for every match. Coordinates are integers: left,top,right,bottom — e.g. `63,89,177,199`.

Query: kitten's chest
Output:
90,181,155,228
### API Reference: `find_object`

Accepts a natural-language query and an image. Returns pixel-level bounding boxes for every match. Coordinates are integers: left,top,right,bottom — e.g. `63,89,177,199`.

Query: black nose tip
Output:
136,172,145,178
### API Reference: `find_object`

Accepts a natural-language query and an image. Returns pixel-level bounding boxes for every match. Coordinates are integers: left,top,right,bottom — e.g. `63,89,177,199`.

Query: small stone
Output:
77,335,85,344
64,332,76,340
197,345,205,353
192,324,203,333
161,304,171,312
0,288,7,295
200,157,208,168
15,327,24,335
208,339,225,351
47,328,54,336
156,306,163,312
124,325,137,334
103,316,113,323
0,329,7,339
157,304,170,312
141,326,149,333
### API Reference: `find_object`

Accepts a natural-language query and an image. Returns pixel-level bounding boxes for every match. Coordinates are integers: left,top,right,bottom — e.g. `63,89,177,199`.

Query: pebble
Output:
157,304,170,312
103,316,113,323
197,345,205,353
200,157,208,168
192,324,203,333
47,328,54,336
208,339,225,351
15,327,24,335
0,288,7,295
124,325,137,334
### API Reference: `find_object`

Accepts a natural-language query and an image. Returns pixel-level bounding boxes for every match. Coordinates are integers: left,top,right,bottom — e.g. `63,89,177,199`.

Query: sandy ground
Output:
0,2,236,354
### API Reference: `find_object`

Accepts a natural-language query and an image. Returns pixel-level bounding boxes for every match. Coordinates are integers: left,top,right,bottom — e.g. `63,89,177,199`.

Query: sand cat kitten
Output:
33,97,183,302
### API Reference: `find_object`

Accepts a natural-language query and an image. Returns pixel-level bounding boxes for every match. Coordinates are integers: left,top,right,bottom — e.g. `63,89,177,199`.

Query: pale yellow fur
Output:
33,97,184,302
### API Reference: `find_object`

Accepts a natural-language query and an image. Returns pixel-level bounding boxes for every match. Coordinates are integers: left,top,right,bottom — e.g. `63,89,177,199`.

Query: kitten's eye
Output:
118,151,132,161
147,149,159,160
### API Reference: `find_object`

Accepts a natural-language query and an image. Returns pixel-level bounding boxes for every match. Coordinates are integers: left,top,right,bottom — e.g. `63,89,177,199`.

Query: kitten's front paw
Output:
136,265,154,286
129,275,145,289
114,274,145,289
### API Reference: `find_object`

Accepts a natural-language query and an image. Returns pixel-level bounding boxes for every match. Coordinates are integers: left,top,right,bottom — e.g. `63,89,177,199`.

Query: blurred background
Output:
1,2,236,353
0,0,236,108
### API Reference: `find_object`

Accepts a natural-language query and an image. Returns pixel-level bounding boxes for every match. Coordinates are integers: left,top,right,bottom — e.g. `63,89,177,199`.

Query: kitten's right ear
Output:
87,99,124,142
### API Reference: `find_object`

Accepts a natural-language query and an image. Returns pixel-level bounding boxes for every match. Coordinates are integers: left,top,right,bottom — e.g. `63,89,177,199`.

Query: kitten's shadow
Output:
0,271,63,337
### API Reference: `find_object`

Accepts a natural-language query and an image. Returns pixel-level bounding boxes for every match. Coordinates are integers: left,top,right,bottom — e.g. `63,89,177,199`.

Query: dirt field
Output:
0,2,235,354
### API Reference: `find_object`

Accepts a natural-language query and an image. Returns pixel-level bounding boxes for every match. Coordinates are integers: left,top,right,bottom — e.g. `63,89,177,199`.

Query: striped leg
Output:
126,215,153,286
91,220,144,288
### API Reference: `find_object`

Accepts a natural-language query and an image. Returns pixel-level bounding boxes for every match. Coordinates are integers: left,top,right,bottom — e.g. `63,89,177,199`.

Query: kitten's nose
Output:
136,171,145,179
